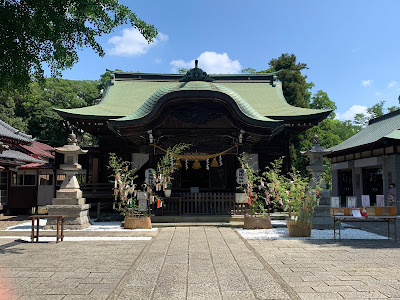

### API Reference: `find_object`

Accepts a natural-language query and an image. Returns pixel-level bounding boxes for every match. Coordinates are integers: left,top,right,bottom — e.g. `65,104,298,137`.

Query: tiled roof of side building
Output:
0,120,33,144
329,109,400,153
54,72,330,123
0,149,44,163
19,141,54,159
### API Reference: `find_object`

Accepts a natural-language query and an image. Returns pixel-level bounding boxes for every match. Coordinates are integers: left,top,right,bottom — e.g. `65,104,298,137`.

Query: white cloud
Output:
108,28,168,56
336,105,369,121
387,80,398,88
170,51,242,74
361,80,373,87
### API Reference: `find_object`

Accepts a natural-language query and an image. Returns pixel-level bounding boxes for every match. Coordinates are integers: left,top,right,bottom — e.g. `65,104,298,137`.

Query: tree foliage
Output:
354,101,400,126
241,68,256,74
0,0,158,90
310,90,337,118
0,77,101,146
260,53,313,108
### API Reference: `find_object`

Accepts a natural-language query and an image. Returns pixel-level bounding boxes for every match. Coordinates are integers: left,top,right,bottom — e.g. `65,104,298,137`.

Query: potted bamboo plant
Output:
155,143,190,198
108,153,152,229
265,158,319,237
238,153,272,229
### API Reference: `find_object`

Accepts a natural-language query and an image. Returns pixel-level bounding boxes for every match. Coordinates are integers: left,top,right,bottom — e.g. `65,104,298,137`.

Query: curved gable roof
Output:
55,72,330,124
114,81,277,124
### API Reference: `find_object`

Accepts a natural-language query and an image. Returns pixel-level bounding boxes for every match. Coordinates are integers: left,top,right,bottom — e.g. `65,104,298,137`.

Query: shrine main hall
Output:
56,63,330,214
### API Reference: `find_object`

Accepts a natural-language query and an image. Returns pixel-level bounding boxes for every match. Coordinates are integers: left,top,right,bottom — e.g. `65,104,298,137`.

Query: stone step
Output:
151,213,288,224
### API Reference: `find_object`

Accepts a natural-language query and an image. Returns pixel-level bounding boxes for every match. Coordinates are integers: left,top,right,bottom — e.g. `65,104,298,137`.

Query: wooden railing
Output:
174,192,236,215
81,183,113,199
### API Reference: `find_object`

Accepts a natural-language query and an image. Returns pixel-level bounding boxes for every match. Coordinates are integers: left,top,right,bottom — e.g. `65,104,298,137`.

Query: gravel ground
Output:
0,215,30,230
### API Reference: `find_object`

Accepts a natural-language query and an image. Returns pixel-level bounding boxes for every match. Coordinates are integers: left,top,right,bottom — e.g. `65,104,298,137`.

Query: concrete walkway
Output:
1,226,400,299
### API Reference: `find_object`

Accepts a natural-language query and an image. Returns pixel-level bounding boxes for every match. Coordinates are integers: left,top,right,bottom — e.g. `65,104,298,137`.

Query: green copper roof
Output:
115,81,276,123
55,72,330,123
220,82,328,119
385,129,400,140
329,110,400,153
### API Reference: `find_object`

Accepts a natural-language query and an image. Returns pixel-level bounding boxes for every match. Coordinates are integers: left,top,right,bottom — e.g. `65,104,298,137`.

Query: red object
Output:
157,198,161,208
361,208,368,218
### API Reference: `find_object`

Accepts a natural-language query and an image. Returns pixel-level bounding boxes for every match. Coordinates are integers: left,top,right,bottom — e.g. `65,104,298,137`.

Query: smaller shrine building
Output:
328,110,400,209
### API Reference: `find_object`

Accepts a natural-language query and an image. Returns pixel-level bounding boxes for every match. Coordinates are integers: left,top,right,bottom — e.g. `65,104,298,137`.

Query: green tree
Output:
241,68,256,74
0,90,28,131
0,0,158,91
262,53,313,108
178,68,188,74
4,78,101,146
388,106,400,113
354,101,399,126
310,90,337,118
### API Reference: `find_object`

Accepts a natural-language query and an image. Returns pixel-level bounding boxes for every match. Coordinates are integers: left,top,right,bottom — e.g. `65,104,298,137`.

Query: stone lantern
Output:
302,135,331,189
46,133,91,229
302,135,332,229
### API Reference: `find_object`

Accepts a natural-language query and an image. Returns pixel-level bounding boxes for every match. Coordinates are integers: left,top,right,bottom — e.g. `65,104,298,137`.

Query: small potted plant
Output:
238,153,272,229
108,153,152,229
265,158,319,237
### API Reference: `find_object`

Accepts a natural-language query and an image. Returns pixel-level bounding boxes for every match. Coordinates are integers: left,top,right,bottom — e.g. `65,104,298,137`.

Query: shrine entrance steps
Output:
151,213,287,227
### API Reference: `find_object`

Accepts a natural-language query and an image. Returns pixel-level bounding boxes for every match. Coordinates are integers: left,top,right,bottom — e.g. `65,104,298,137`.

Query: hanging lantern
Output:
192,160,201,169
210,157,219,167
174,158,182,168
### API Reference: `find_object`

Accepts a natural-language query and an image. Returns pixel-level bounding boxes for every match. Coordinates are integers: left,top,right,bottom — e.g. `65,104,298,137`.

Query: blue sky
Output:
60,0,400,121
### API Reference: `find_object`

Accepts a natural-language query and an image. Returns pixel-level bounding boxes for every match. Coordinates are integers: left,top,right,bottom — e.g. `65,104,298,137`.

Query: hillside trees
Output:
0,78,101,146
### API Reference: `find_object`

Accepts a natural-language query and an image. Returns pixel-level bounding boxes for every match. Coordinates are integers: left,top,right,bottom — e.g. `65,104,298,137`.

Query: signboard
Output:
361,195,370,207
145,168,156,185
137,192,147,200
376,195,385,207
346,196,357,208
138,199,148,211
235,193,248,203
352,208,362,218
190,187,199,193
331,197,340,208
236,168,246,185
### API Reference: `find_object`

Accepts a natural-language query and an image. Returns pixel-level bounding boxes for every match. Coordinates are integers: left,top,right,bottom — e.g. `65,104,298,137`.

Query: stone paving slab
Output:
0,238,148,299
1,225,400,299
108,227,292,299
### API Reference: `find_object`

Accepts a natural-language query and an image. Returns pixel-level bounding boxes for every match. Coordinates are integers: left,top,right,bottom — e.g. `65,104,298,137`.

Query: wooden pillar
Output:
92,158,98,184
148,144,157,169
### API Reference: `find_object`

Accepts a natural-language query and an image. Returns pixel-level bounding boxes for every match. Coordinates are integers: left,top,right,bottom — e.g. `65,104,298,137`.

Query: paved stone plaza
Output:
1,226,400,299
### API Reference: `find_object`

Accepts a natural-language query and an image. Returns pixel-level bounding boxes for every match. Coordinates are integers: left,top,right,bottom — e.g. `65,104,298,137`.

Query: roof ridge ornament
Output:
179,60,214,82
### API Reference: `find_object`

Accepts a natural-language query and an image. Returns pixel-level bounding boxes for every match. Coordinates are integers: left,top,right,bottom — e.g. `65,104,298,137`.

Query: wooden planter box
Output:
124,216,152,229
244,214,272,229
286,220,312,237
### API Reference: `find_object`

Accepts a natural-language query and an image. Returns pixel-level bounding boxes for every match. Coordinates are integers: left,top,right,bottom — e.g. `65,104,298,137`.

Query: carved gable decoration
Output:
172,107,223,125
179,60,214,82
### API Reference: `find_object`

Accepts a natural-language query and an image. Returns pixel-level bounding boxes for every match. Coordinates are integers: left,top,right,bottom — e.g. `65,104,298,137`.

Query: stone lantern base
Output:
311,189,333,229
45,204,91,230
